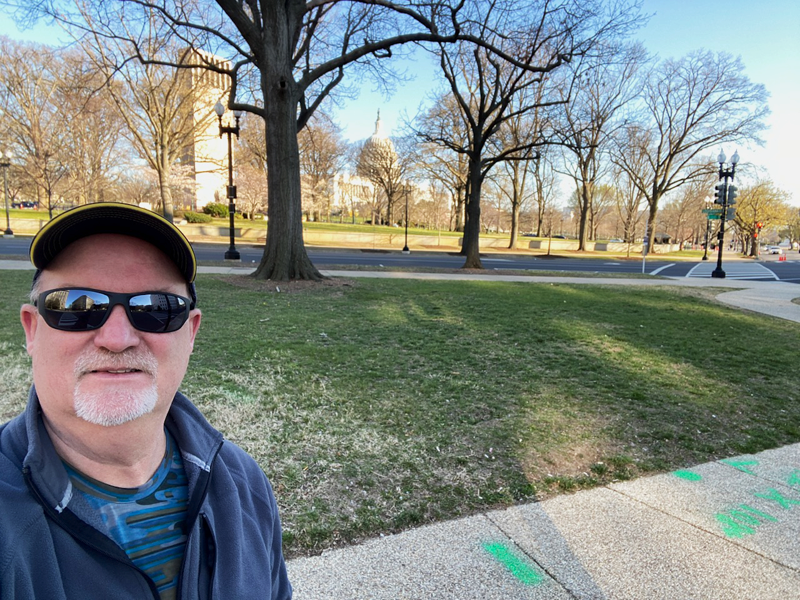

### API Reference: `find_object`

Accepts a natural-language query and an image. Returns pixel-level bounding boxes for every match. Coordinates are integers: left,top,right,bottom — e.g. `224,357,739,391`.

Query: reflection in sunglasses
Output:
38,288,191,334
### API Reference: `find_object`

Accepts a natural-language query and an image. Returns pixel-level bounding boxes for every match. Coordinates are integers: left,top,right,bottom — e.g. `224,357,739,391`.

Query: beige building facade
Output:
180,49,231,211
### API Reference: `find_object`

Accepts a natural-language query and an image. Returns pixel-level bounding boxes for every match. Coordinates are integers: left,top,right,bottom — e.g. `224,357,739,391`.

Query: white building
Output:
179,49,231,211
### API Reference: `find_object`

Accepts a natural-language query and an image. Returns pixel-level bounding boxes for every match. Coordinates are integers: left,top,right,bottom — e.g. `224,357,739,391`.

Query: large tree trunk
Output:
253,56,322,281
462,159,483,269
453,185,465,232
644,201,658,256
459,176,471,255
577,183,590,251
508,199,520,249
157,165,174,223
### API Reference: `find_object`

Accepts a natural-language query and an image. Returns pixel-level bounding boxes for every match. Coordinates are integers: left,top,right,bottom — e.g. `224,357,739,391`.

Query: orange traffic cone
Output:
779,254,787,262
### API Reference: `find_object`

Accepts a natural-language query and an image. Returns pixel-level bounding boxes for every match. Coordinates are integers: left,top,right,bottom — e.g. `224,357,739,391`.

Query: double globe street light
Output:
711,149,739,279
214,101,242,261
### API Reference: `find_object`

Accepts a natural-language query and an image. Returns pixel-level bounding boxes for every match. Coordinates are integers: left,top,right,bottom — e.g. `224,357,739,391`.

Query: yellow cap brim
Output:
30,203,197,283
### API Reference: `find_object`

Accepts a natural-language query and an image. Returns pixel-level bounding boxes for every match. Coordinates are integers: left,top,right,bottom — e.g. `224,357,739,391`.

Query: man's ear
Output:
187,309,202,352
20,305,39,355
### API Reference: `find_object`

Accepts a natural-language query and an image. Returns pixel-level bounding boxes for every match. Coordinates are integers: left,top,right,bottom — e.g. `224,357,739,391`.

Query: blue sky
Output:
334,0,800,205
2,1,798,203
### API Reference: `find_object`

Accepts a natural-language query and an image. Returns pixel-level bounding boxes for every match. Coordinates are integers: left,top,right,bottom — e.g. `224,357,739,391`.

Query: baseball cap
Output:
29,203,197,283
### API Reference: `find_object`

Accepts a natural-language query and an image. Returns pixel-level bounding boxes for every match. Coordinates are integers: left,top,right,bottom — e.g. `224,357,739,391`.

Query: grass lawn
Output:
1,270,797,558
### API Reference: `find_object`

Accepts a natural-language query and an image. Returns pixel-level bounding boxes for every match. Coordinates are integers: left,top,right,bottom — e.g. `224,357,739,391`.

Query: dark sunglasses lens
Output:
129,293,188,333
42,289,110,330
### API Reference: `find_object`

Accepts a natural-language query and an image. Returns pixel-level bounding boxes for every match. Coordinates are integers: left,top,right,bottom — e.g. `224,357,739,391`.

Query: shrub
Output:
203,202,229,218
184,211,213,223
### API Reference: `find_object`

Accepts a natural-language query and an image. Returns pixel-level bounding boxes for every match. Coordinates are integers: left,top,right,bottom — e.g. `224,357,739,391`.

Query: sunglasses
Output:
36,288,194,333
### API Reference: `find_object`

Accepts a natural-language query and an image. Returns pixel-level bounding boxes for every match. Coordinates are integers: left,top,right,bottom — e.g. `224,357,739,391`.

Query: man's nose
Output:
93,305,141,352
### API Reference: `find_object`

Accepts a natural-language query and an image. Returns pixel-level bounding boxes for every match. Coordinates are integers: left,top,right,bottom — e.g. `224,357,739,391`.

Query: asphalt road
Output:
3,236,799,282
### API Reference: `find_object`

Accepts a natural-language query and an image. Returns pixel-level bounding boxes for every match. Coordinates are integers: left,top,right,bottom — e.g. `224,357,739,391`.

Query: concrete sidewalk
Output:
287,443,800,599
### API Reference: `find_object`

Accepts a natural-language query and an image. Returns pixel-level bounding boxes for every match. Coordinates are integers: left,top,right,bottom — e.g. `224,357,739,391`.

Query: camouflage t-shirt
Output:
64,431,189,599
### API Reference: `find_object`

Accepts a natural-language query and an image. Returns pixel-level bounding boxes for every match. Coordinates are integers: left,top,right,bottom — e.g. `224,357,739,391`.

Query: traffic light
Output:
727,185,737,204
754,222,763,239
714,183,726,204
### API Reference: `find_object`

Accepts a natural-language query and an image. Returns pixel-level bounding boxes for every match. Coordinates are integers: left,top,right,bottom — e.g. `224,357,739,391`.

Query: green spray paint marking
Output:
716,504,778,538
720,459,758,475
673,470,702,481
754,488,800,510
716,514,756,538
483,542,543,586
788,470,800,490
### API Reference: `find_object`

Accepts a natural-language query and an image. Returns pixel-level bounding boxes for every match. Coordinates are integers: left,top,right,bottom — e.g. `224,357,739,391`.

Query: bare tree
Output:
530,151,559,237
114,166,160,207
415,94,470,232
297,111,345,221
414,180,450,233
21,0,637,280
589,182,615,239
554,42,647,250
419,1,641,268
77,28,221,222
236,115,269,219
58,49,127,206
611,141,646,243
491,85,551,248
0,39,72,218
659,177,710,249
612,50,769,254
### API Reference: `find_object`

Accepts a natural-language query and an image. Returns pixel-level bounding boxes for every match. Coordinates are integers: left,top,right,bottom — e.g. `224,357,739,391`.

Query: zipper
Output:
23,466,161,599
201,513,218,599
176,442,221,599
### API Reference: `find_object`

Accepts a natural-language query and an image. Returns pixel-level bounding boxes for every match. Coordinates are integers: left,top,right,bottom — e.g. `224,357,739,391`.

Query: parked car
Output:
609,238,624,243
765,246,783,255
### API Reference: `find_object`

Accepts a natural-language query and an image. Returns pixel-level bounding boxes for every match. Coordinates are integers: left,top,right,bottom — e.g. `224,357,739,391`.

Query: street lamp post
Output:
1,150,12,237
711,150,739,279
702,200,711,261
402,182,410,254
214,101,242,261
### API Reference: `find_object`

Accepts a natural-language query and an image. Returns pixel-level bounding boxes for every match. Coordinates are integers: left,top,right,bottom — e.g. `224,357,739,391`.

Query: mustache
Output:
74,348,159,377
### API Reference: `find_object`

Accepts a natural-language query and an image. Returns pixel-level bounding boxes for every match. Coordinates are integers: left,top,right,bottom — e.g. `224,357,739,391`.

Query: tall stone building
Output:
179,49,231,212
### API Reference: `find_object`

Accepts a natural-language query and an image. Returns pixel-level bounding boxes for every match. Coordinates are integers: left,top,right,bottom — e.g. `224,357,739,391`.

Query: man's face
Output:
20,234,201,429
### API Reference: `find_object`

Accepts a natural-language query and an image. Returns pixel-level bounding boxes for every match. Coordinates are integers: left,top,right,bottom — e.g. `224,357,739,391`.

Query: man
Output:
0,203,292,599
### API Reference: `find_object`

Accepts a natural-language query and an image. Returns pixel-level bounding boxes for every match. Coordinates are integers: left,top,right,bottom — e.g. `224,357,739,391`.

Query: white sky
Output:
2,1,798,204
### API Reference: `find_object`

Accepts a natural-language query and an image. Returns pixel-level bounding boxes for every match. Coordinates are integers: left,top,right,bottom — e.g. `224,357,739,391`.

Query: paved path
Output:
4,260,800,597
190,265,800,324
287,443,800,599
315,270,800,324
